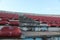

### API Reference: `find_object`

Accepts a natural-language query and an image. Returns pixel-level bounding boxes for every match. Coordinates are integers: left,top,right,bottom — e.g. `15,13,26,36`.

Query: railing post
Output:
41,36,48,40
33,38,36,40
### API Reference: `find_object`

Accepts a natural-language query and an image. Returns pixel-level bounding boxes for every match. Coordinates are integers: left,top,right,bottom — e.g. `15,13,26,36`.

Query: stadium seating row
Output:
0,13,20,26
0,12,21,38
25,15,60,27
0,13,19,20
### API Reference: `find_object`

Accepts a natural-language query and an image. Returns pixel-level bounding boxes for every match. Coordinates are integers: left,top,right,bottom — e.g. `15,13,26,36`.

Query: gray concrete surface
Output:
23,31,60,37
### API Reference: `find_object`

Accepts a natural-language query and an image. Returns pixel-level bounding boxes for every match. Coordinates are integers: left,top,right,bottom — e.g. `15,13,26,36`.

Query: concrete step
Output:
22,31,60,37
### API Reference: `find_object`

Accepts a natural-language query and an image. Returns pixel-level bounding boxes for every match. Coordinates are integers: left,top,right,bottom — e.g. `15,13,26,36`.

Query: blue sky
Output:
0,0,60,14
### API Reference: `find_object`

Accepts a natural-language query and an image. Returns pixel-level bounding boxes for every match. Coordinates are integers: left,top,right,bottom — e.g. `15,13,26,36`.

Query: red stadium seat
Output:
9,21,19,26
1,27,10,31
2,18,8,21
11,27,21,37
6,14,18,19
12,14,19,20
7,14,16,19
0,21,8,25
0,26,22,38
0,13,19,20
0,13,7,18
